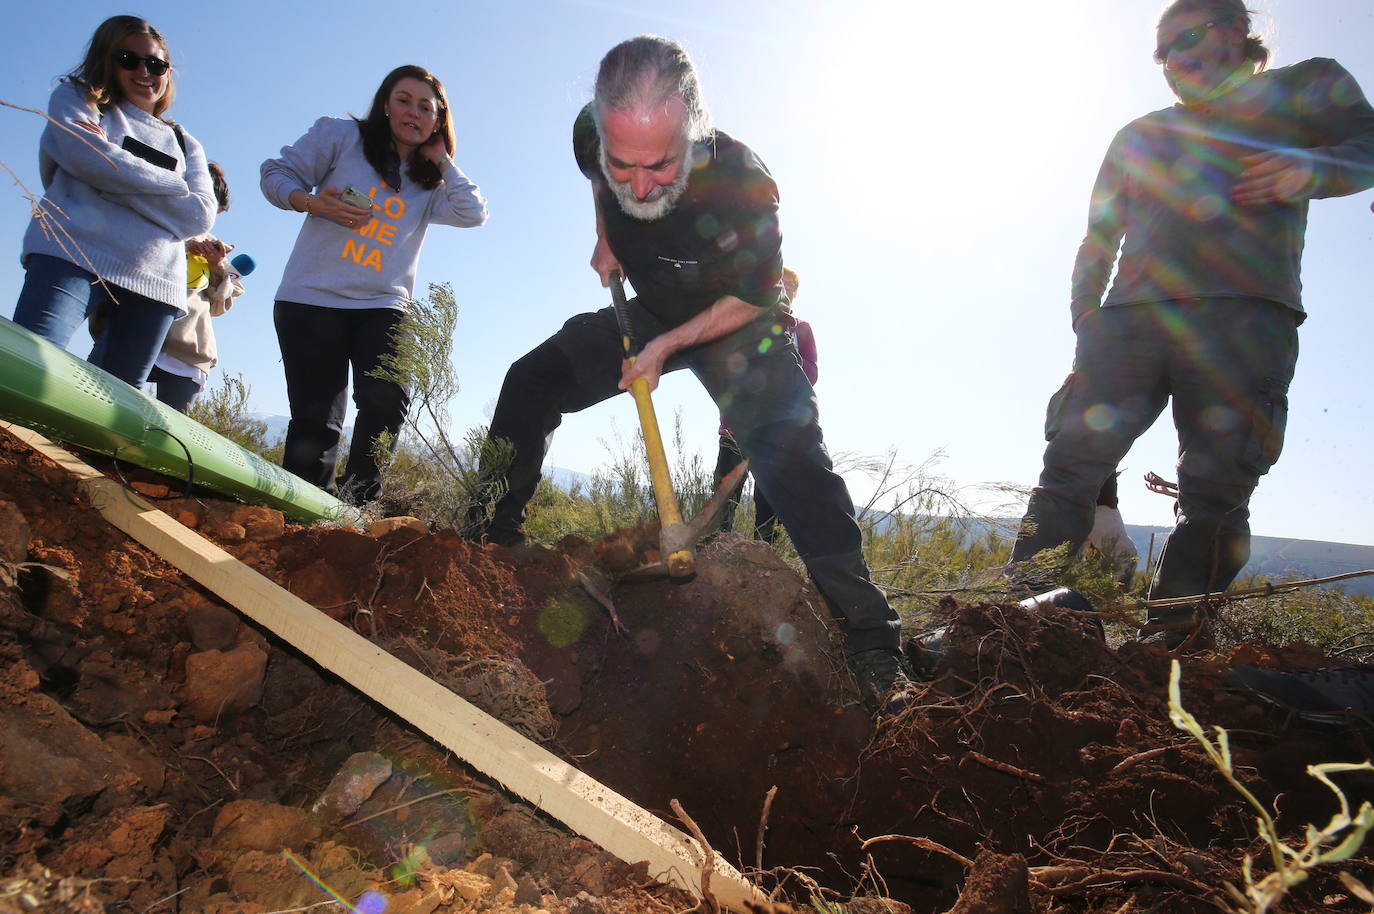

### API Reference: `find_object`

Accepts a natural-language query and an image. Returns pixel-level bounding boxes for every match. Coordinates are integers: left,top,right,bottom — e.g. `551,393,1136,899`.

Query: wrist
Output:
301,193,314,215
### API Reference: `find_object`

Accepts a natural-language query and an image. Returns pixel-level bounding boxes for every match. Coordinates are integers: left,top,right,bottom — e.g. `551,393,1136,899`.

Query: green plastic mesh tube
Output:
0,316,360,525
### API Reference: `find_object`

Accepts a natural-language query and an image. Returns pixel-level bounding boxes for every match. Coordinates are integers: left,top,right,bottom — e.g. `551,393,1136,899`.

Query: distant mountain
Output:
248,414,349,445
1117,524,1374,596
863,511,1374,596
248,414,289,444
547,466,595,491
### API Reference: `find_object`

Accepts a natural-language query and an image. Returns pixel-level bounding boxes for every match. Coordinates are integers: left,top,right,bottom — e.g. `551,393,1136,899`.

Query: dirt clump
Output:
0,423,1371,914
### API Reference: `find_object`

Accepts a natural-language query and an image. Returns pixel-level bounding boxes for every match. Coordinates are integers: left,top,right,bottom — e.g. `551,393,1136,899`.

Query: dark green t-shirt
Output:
573,105,783,328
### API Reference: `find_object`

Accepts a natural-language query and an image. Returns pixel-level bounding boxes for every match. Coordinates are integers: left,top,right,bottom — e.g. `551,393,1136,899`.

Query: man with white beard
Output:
472,35,915,715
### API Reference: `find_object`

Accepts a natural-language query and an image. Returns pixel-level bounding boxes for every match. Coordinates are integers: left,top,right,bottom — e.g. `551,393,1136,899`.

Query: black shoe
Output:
466,522,528,547
1225,664,1374,724
486,528,529,547
848,648,918,716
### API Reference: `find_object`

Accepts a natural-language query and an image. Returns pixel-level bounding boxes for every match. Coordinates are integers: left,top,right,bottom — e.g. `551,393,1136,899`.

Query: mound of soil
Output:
1,423,1371,914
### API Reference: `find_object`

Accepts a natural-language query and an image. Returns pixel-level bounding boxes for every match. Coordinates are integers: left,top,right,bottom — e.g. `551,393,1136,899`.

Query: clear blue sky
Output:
2,1,1372,544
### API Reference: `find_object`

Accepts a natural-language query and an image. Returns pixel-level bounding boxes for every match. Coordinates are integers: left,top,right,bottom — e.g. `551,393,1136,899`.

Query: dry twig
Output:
341,787,470,829
858,833,974,869
755,785,778,876
965,750,1048,784
671,798,721,914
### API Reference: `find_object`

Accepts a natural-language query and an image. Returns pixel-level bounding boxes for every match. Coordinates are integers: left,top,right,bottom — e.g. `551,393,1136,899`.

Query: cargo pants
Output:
1010,298,1300,631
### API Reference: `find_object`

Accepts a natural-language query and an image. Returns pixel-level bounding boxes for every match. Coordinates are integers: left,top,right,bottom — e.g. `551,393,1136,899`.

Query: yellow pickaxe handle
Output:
612,278,693,578
626,369,683,525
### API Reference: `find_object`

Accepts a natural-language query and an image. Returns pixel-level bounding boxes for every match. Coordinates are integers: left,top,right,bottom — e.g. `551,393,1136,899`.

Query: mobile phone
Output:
339,185,374,210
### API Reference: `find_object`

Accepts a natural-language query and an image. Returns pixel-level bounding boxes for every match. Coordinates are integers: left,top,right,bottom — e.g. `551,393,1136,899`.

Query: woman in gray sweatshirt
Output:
12,15,217,388
260,64,488,504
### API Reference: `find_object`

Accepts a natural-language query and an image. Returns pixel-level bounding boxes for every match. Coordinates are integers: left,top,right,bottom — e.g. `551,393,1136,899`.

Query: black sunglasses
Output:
1154,18,1230,63
114,49,171,77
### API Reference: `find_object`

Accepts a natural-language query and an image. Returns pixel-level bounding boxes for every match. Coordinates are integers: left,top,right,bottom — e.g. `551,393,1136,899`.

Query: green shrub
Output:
1217,578,1374,661
366,282,512,531
187,373,280,462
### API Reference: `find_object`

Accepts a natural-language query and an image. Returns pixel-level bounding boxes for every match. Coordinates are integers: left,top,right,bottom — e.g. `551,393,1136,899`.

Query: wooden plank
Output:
3,421,768,912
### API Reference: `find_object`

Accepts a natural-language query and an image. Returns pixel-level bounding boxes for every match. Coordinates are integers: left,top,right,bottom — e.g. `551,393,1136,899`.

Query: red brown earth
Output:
1,423,1371,914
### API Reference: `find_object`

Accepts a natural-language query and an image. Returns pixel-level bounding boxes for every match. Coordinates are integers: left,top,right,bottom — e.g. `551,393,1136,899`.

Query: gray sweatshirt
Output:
20,81,217,311
260,117,488,309
1070,58,1374,327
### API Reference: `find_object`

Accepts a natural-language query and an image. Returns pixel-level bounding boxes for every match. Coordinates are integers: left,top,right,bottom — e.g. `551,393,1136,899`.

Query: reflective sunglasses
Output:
114,49,171,76
1153,18,1230,63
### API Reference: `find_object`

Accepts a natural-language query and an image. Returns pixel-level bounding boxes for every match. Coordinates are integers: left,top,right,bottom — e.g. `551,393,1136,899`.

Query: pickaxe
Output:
607,274,749,582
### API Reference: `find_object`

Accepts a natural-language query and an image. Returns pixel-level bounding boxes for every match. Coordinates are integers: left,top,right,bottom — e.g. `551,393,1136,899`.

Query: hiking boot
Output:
1224,664,1374,724
485,527,530,547
848,648,918,716
464,521,529,547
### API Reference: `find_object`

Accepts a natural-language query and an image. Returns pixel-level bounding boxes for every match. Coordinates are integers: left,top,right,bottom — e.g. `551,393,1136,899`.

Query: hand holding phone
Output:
338,185,375,210
311,185,375,229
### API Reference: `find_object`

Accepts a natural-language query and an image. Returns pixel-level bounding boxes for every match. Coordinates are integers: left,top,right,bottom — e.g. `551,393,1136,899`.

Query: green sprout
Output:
1167,660,1374,913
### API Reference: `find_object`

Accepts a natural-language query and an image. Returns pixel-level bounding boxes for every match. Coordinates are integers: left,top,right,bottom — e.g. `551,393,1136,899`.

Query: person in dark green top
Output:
1009,0,1374,649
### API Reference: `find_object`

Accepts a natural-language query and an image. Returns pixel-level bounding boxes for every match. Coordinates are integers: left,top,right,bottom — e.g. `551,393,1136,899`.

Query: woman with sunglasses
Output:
11,15,216,389
260,65,487,504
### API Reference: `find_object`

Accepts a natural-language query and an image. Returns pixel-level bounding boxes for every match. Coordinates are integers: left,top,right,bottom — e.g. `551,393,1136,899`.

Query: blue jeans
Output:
148,365,202,413
12,254,177,389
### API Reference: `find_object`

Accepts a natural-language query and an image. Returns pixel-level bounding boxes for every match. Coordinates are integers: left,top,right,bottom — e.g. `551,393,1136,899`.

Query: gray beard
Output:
600,147,691,221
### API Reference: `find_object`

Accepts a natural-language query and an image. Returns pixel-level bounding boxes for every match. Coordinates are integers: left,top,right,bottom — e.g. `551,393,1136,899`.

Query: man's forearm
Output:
650,295,763,358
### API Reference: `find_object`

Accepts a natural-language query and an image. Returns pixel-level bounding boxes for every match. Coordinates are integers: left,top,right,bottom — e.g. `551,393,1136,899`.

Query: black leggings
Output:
274,301,409,502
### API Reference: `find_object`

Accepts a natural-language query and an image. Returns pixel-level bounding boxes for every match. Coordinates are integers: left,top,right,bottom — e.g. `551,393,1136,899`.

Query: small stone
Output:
229,505,286,541
426,831,468,866
368,516,427,537
515,875,543,906
183,643,268,722
212,799,321,852
494,865,519,893
185,602,240,651
568,890,606,914
450,871,491,902
216,522,247,543
0,501,31,563
312,752,393,819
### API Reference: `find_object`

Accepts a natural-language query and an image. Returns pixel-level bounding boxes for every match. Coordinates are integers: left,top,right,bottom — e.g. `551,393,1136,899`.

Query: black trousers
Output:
713,431,778,542
274,301,410,503
483,299,900,655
